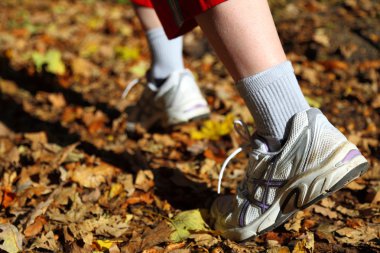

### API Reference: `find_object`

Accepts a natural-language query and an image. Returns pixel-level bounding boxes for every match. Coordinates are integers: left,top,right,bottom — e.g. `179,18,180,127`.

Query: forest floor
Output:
0,0,379,252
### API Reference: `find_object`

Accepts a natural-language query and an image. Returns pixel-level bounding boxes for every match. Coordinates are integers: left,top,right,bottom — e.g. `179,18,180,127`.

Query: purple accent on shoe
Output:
341,149,361,163
183,103,208,113
239,200,250,227
245,163,287,214
250,199,270,211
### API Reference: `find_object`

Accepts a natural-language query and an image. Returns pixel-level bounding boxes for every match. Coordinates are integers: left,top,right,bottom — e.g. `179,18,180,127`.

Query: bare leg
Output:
195,0,287,81
134,5,162,31
196,0,309,147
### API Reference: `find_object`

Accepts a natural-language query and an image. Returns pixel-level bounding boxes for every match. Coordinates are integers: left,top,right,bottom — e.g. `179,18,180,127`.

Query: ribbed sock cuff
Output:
236,61,310,140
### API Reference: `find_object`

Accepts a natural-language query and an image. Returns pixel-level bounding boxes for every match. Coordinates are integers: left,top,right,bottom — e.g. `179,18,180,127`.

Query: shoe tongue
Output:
251,135,269,153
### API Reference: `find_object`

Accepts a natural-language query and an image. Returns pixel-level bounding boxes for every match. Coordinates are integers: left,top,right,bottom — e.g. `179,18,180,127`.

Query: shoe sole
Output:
167,104,211,125
258,160,368,236
221,143,369,241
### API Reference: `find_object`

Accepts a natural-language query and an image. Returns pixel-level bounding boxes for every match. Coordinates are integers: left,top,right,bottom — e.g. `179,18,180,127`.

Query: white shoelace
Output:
217,120,254,194
121,78,140,99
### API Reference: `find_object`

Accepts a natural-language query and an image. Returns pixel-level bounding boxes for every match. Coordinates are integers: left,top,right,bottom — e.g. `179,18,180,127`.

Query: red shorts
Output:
131,0,227,39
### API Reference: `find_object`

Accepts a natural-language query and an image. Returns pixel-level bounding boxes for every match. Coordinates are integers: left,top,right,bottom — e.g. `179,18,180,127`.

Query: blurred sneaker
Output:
123,69,210,132
212,108,369,241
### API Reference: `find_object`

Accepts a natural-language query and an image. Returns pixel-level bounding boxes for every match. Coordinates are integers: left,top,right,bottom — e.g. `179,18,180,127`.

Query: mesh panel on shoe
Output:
280,112,308,160
272,161,292,180
225,194,248,227
305,115,346,171
244,205,260,225
267,187,277,205
254,186,264,201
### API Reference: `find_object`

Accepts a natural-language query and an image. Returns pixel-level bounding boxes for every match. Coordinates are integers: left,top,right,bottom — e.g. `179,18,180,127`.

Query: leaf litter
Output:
0,0,379,252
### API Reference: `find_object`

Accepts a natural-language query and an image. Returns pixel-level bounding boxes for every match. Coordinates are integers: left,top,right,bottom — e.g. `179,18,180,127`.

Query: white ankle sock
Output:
146,28,184,84
236,61,310,149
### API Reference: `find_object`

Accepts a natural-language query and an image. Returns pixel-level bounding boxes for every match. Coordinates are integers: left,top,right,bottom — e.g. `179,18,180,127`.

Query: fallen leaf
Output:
336,205,359,217
0,224,23,253
70,163,115,188
32,49,66,75
292,232,314,253
169,209,209,243
24,216,47,237
305,96,322,108
71,57,95,78
142,221,172,249
109,183,124,199
96,239,123,251
345,181,366,191
135,170,154,192
268,247,291,253
313,28,329,47
47,93,66,108
190,114,234,141
284,211,304,232
30,231,60,252
114,46,139,61
313,205,338,219
188,233,218,248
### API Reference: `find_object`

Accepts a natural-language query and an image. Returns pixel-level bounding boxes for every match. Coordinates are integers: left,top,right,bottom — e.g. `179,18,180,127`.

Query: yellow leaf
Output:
115,46,139,61
96,239,122,250
305,96,322,108
292,232,314,253
169,209,209,243
129,61,148,76
190,114,234,141
109,183,123,199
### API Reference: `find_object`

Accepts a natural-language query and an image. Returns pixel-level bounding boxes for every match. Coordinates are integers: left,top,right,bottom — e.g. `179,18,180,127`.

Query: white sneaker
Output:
212,108,369,241
123,69,210,132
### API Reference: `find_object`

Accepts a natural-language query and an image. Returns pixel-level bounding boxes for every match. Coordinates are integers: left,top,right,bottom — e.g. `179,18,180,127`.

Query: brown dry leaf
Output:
71,57,95,78
165,242,186,252
135,170,154,192
267,247,291,253
0,224,23,253
346,218,365,229
320,60,348,71
47,93,66,108
24,132,48,144
70,163,115,188
24,215,47,237
313,28,330,47
0,138,19,164
125,191,154,207
26,197,54,226
335,225,380,244
284,211,304,233
372,190,380,204
188,233,218,248
313,205,338,219
52,142,82,167
345,181,366,191
0,122,12,137
335,205,359,217
141,221,172,250
292,232,314,253
117,174,135,196
30,231,60,252
109,244,121,253
153,134,176,147
320,198,335,208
